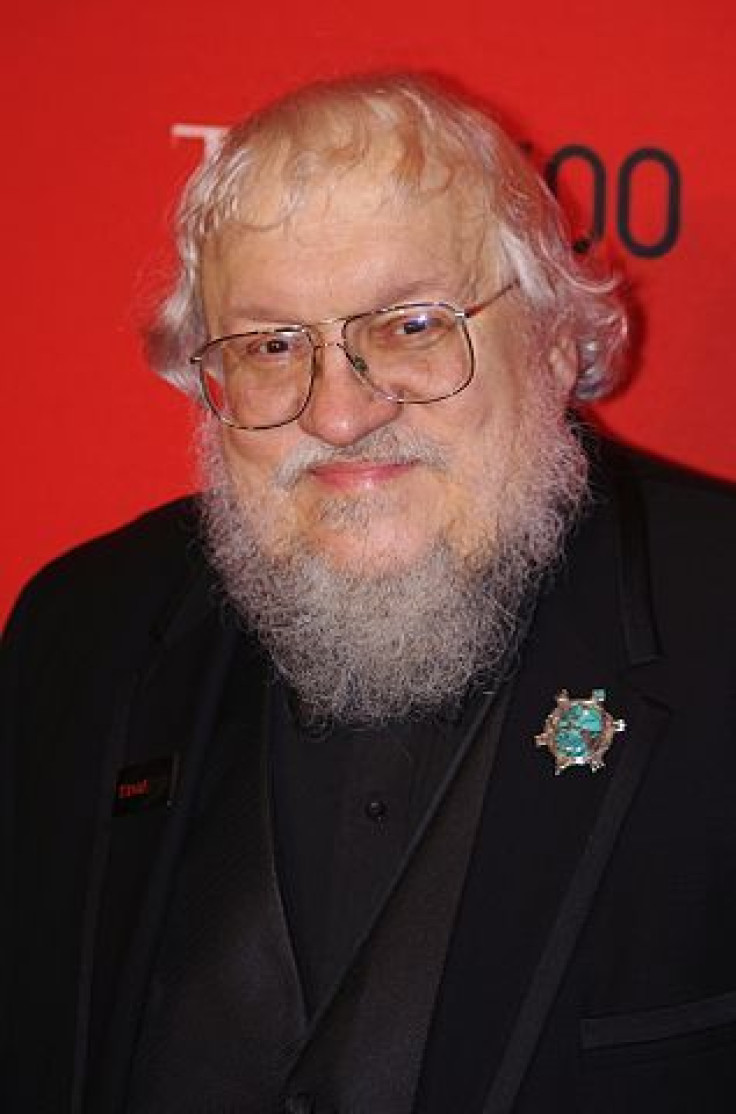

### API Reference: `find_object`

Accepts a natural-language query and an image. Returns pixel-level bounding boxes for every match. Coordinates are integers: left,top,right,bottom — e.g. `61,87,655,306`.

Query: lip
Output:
308,460,415,491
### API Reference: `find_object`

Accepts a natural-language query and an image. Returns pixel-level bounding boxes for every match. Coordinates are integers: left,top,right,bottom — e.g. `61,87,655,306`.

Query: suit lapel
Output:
416,475,672,1114
82,575,303,1113
477,642,669,1114
482,701,668,1114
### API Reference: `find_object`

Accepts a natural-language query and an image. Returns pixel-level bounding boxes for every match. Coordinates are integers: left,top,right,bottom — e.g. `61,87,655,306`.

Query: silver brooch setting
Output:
536,688,626,774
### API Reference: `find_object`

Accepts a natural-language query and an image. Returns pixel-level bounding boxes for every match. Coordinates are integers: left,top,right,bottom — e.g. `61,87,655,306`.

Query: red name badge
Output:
113,754,180,816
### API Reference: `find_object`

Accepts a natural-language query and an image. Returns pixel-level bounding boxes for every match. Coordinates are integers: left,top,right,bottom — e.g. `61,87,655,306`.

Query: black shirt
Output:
271,688,485,1011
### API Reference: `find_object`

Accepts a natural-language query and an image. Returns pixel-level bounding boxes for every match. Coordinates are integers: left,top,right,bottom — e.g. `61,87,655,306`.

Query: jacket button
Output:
283,1093,316,1114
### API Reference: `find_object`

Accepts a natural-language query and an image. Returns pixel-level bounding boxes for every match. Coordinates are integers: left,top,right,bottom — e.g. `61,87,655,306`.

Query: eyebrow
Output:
219,280,469,327
222,276,472,328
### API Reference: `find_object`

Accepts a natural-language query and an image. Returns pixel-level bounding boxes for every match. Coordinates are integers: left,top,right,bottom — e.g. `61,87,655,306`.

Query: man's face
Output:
200,172,576,577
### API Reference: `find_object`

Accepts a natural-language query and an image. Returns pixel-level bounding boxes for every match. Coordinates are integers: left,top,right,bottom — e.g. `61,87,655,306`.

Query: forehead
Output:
201,169,496,324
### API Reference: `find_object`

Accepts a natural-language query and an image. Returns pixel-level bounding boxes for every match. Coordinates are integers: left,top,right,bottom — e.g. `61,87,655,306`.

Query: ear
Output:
547,333,579,398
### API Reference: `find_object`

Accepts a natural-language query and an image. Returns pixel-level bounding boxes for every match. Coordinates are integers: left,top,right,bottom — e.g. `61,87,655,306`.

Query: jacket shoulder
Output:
594,440,736,645
596,439,736,549
3,497,209,667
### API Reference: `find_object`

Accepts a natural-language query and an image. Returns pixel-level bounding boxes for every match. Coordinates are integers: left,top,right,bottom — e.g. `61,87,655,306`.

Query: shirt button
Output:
365,797,388,822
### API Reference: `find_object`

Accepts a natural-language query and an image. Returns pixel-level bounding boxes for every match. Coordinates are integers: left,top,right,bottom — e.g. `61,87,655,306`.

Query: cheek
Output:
415,370,532,552
220,430,307,548
420,369,520,490
221,428,289,494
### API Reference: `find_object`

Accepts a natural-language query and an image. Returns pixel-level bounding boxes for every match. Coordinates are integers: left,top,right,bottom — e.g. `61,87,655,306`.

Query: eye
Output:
221,330,310,366
399,315,430,336
262,337,289,355
249,333,301,359
381,309,454,347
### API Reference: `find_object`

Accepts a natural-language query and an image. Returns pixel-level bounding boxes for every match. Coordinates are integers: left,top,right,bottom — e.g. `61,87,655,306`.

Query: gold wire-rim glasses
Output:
189,280,517,431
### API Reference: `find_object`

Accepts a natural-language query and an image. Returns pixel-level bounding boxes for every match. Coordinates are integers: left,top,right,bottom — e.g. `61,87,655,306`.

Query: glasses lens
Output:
345,304,471,402
199,330,313,428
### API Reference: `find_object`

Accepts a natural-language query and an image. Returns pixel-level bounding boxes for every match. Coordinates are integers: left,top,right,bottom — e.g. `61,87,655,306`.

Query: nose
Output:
297,340,400,447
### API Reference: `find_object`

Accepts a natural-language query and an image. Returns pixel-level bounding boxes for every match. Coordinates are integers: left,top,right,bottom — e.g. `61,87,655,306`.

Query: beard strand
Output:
198,401,589,727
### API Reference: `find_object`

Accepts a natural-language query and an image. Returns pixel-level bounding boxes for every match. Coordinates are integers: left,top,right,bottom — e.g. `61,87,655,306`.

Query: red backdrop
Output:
3,1,735,620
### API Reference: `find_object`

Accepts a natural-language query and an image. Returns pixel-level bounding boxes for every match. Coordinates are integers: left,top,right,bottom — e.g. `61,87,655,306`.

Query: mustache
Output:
273,426,450,490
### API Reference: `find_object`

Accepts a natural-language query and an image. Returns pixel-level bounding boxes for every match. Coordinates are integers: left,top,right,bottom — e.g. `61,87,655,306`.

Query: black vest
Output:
126,670,508,1114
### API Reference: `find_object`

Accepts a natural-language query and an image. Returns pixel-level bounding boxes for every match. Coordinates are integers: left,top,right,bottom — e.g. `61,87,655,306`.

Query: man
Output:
2,74,735,1114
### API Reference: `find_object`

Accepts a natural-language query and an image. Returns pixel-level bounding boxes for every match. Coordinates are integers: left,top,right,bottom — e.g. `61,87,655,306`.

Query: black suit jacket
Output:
3,442,736,1113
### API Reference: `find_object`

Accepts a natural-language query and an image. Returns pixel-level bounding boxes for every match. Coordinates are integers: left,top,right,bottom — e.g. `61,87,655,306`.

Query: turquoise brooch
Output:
536,689,626,774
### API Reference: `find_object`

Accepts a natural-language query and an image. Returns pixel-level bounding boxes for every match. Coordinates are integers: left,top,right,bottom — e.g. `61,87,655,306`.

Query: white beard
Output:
198,398,589,726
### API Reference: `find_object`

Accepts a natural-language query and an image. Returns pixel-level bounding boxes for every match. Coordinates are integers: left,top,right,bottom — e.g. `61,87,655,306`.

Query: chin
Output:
304,522,432,577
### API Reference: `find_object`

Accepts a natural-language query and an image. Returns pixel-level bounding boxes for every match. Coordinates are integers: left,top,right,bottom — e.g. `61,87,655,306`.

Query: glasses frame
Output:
189,280,517,431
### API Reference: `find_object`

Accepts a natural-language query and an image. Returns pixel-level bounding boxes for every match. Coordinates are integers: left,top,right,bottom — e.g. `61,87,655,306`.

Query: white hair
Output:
146,73,627,405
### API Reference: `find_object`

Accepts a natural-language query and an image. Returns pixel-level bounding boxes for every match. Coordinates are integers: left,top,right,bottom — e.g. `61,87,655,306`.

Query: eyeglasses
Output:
190,281,516,430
